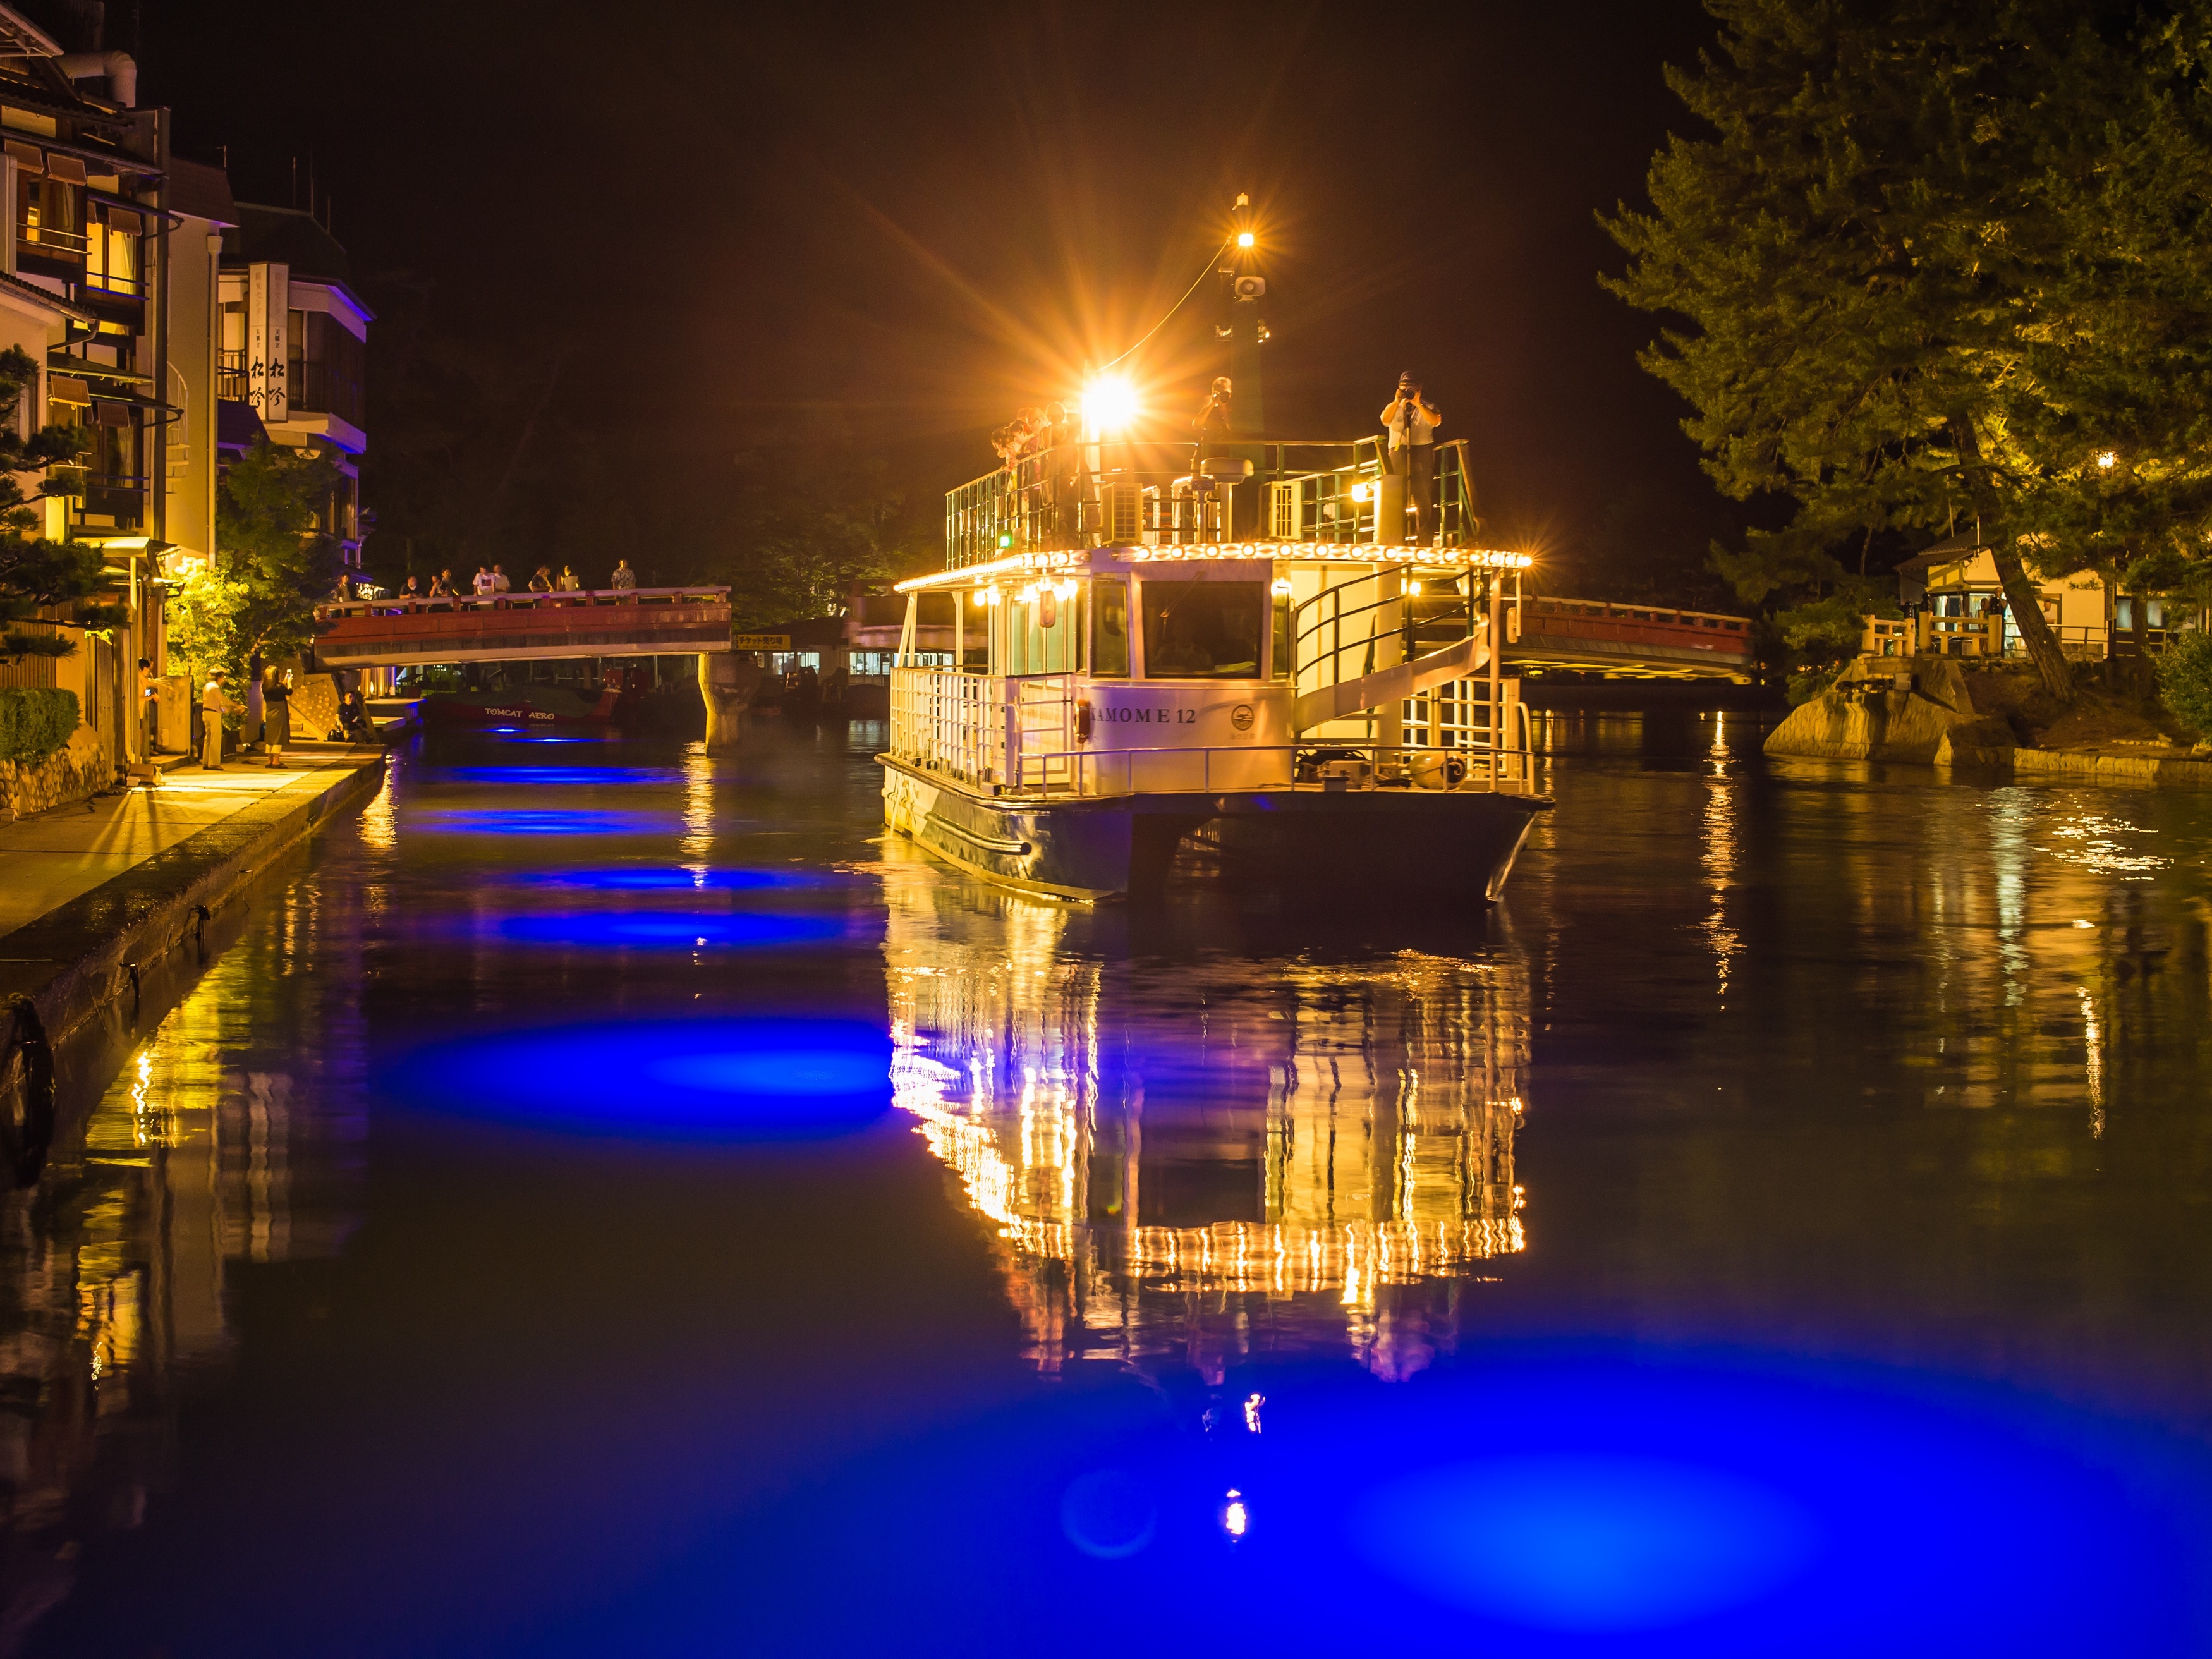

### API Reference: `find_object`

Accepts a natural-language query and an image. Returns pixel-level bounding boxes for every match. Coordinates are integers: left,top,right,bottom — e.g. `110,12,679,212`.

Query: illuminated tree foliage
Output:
168,440,343,684
1604,0,2212,699
0,345,107,660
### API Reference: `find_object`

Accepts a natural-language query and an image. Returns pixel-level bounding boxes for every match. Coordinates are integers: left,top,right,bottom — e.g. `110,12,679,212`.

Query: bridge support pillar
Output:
700,652,758,754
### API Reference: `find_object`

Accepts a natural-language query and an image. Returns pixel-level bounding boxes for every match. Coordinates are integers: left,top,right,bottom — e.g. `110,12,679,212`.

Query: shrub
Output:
2155,631,2212,739
0,686,78,760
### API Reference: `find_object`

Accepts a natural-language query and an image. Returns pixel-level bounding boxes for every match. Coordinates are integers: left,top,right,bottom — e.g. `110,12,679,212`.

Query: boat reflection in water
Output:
884,850,1529,1381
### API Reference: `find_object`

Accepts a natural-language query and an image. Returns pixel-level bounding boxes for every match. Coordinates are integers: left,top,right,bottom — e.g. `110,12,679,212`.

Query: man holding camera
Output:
1380,372,1442,542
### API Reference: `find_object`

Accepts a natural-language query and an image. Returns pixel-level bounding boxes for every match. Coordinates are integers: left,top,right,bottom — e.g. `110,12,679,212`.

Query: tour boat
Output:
880,434,1552,902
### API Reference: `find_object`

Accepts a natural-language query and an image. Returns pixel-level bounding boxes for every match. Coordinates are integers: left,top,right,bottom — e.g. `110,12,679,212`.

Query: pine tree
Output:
0,346,109,660
1603,0,2212,700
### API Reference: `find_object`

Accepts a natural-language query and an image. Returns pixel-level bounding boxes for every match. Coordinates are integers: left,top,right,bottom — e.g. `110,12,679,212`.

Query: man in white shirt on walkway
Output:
1380,372,1442,544
200,672,240,770
472,565,496,596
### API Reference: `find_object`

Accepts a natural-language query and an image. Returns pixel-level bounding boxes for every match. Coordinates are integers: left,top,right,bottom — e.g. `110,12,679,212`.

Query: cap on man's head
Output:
1399,370,1419,386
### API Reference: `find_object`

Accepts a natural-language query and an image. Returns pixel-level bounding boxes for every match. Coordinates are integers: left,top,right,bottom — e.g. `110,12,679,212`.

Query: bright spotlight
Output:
2096,451,2117,470
1083,375,1139,436
1236,231,1255,248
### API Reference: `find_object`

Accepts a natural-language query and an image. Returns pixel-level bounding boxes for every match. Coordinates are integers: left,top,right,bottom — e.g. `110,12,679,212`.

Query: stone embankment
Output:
1764,654,2212,784
0,748,386,1178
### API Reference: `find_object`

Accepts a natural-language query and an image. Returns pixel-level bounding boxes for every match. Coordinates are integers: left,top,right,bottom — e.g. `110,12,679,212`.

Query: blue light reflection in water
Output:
1349,1454,1819,1631
509,867,820,893
491,911,842,949
653,1351,2212,1656
435,767,688,786
412,808,677,836
379,1019,892,1139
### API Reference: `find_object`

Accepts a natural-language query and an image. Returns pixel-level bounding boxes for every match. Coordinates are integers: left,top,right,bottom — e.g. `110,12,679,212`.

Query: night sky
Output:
130,0,1734,591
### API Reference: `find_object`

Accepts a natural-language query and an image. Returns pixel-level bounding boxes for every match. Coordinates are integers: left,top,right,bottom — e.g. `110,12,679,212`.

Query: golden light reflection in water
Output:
884,857,1529,1378
2,887,358,1632
679,742,715,861
1700,715,1741,1007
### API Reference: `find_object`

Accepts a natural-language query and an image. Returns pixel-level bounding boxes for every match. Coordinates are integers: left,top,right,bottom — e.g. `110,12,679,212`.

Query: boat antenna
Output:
1097,231,1234,372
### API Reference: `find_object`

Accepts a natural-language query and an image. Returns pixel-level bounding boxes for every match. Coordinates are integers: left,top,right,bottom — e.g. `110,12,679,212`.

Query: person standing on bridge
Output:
1380,372,1442,544
610,559,638,592
528,564,554,595
556,564,581,593
491,564,513,595
471,564,495,597
199,671,239,770
429,569,456,601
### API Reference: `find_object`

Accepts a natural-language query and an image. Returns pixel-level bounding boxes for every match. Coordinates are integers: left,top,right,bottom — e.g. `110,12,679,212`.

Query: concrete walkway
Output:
0,745,386,942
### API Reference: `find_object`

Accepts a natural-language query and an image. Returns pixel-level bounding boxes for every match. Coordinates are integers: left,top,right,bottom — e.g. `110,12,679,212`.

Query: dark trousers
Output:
1390,442,1436,542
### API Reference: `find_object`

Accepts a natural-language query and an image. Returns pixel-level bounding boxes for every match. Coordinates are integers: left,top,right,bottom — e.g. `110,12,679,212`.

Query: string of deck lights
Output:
896,544,1533,593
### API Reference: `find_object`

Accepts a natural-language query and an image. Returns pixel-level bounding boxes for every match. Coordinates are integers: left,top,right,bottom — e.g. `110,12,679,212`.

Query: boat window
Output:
1090,576,1130,676
1140,579,1263,679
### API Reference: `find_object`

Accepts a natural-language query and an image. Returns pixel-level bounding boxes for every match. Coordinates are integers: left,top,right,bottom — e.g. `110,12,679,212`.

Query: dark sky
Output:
127,0,1730,580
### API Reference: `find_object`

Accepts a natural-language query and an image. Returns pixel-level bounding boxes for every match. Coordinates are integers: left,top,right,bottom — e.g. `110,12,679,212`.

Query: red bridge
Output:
1510,597,1756,680
314,588,733,669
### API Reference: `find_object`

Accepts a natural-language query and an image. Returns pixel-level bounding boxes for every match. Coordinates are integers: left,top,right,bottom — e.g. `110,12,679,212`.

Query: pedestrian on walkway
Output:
492,564,513,593
200,671,239,770
471,565,496,597
1380,372,1442,543
430,569,458,599
610,559,637,592
556,564,581,592
138,657,159,753
262,667,293,769
528,564,554,593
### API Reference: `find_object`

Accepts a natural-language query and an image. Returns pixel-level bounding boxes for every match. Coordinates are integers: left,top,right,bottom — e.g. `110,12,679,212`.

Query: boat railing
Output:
945,438,1476,568
1001,741,1534,796
889,664,1533,796
1291,566,1478,705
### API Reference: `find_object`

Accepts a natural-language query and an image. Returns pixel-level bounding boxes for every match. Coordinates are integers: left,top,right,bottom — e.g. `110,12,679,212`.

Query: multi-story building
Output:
0,6,168,774
217,204,370,572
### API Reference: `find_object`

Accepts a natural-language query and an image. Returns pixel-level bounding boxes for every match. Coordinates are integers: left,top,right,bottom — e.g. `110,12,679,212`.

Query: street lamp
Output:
1082,374,1139,440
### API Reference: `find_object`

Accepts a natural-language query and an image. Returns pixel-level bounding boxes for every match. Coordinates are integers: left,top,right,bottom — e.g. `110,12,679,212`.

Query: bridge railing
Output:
315,585,730,621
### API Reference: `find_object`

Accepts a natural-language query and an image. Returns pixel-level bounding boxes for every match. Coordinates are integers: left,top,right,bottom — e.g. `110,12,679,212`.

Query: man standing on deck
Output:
1380,372,1442,543
200,671,240,770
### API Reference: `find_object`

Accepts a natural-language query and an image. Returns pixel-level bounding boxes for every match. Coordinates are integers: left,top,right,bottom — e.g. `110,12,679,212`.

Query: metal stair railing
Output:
1290,568,1490,734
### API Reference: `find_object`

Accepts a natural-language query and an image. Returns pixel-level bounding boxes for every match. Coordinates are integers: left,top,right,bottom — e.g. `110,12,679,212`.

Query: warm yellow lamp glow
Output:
1236,231,1255,249
1082,374,1139,436
2097,451,2117,470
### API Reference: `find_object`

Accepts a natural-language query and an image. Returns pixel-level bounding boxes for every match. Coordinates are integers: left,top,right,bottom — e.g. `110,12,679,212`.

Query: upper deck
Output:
946,435,1476,568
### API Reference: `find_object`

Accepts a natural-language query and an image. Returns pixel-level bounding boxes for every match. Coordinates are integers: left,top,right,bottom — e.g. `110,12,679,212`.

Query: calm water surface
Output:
8,712,2212,1654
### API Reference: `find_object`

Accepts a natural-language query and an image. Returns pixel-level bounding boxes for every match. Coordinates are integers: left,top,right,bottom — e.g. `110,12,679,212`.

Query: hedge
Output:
0,687,80,762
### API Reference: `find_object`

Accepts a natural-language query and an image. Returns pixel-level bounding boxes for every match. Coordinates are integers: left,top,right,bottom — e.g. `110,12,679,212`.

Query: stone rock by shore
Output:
1763,655,2008,765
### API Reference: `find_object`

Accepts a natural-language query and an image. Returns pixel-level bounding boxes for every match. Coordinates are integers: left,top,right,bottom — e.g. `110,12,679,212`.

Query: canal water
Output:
9,713,2212,1655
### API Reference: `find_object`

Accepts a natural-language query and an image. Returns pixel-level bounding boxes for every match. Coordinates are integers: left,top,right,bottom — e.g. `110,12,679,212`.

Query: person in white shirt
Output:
472,565,496,596
491,564,513,593
200,672,240,770
1380,372,1443,544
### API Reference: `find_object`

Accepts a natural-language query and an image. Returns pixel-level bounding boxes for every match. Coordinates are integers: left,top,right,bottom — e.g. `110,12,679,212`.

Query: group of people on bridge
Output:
327,560,644,614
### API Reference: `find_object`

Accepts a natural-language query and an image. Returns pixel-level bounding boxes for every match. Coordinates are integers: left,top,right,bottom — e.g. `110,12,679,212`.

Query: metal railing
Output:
945,437,1475,568
887,665,1534,798
1292,567,1476,707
